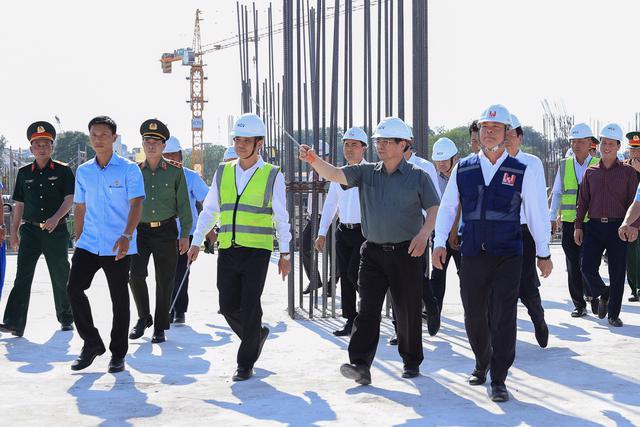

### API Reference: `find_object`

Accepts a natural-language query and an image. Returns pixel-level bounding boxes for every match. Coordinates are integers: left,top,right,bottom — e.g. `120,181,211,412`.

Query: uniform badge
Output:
37,126,45,133
634,135,639,141
502,172,516,186
149,123,158,130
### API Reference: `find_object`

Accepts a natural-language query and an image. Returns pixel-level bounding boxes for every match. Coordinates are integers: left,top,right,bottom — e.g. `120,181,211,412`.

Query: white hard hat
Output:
509,114,522,129
343,127,368,145
372,117,413,140
478,104,512,128
163,136,182,153
231,113,266,138
600,123,623,141
432,137,458,161
568,123,596,140
223,146,238,161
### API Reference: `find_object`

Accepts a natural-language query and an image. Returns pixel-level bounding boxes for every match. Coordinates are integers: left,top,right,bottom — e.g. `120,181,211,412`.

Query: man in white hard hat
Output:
424,137,461,336
299,116,440,385
314,127,368,336
433,104,552,402
223,146,238,162
505,114,551,348
187,113,291,381
575,123,638,328
302,140,337,295
549,123,600,317
162,136,210,325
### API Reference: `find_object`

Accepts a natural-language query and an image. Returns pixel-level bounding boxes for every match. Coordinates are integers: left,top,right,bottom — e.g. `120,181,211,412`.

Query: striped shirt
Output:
575,159,640,229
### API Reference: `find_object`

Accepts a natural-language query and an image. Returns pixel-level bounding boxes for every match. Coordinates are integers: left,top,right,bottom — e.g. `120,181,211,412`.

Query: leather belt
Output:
24,219,65,229
139,217,175,228
340,223,361,229
590,217,623,223
369,240,411,252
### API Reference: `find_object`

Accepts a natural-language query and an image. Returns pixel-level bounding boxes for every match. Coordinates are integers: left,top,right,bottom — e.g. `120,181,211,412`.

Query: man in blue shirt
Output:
162,136,209,324
67,116,145,373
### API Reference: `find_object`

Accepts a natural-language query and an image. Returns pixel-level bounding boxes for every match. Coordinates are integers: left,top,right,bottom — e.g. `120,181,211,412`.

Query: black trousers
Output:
171,235,193,317
561,221,591,310
335,225,365,321
67,248,131,358
460,254,522,385
302,216,336,286
519,225,544,324
581,221,627,320
217,246,271,369
349,241,424,368
427,239,461,313
129,221,179,332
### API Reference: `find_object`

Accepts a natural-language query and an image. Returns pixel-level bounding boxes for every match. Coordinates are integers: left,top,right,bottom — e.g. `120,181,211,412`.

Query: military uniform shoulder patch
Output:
166,159,183,169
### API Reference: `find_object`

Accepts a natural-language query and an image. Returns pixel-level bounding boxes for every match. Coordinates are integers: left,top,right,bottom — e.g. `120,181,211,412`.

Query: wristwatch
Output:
121,233,133,241
536,255,551,260
281,253,291,261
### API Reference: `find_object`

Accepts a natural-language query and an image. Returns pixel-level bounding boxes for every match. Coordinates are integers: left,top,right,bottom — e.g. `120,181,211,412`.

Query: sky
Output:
2,0,640,151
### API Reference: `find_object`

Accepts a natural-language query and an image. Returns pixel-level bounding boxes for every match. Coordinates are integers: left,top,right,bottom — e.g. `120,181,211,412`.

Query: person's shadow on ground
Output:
204,368,336,426
68,371,161,427
1,330,75,373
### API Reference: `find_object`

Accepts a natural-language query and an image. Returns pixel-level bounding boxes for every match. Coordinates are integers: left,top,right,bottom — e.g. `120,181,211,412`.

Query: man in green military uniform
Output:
129,119,192,344
624,131,640,302
0,121,75,337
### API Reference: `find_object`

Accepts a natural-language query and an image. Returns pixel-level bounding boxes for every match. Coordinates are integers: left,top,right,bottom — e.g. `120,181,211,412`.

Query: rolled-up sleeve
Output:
341,163,366,188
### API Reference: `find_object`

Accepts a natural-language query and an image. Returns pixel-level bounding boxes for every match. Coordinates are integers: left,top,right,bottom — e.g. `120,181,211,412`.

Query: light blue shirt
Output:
74,153,145,256
180,167,210,236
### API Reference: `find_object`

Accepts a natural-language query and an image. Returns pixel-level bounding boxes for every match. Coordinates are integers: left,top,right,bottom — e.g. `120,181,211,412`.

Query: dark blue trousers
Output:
580,221,627,320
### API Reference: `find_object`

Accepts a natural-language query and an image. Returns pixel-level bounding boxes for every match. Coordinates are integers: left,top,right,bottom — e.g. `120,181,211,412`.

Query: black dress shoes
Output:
108,357,125,373
388,334,398,346
590,297,600,315
340,363,371,385
427,310,441,337
71,344,106,371
151,330,166,344
0,323,23,337
468,367,488,386
598,297,608,319
570,307,587,318
608,317,623,327
402,366,420,379
129,316,153,339
534,320,549,348
491,383,509,402
173,313,186,324
60,322,74,332
232,367,253,381
629,294,639,302
333,320,353,337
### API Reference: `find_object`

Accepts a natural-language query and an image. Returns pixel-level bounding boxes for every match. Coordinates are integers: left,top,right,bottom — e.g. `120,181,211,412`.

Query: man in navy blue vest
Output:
433,104,553,402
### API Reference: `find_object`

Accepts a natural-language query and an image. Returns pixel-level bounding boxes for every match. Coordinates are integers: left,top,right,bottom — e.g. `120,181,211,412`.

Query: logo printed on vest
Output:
502,172,516,186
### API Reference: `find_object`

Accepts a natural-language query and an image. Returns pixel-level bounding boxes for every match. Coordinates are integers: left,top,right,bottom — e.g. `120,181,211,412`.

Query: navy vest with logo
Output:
457,154,526,257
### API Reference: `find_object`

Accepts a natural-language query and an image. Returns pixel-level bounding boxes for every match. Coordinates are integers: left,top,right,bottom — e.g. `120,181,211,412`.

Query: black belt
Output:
138,217,175,228
369,240,411,252
340,223,361,230
590,217,623,223
24,219,65,229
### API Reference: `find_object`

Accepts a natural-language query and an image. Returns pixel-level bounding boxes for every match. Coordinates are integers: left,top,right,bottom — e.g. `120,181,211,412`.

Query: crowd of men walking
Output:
1,103,640,403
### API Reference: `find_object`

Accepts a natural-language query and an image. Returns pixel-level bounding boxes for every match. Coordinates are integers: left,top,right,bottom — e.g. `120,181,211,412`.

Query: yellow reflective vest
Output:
560,156,599,222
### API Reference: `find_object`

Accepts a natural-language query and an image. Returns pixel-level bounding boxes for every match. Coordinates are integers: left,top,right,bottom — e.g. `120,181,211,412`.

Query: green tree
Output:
53,131,95,168
429,126,472,157
183,144,226,184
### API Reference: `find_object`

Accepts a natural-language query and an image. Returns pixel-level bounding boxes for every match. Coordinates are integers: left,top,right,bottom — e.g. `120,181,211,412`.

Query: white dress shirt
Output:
192,157,292,252
306,170,325,216
549,154,593,221
514,150,549,227
434,150,551,258
318,160,365,236
407,153,442,198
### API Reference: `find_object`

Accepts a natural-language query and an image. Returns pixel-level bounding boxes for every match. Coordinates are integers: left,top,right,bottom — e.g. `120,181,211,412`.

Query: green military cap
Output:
27,121,56,143
140,119,170,142
626,131,640,149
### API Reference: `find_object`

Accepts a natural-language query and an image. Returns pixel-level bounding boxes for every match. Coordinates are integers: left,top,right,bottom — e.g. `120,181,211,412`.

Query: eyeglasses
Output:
373,138,401,146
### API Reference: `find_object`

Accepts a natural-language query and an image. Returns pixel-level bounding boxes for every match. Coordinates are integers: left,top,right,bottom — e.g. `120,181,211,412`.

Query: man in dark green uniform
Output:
0,121,75,337
129,119,192,344
625,131,640,302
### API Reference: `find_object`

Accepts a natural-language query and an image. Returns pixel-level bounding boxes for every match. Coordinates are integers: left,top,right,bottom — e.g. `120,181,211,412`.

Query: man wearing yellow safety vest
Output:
549,123,600,317
187,113,292,382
